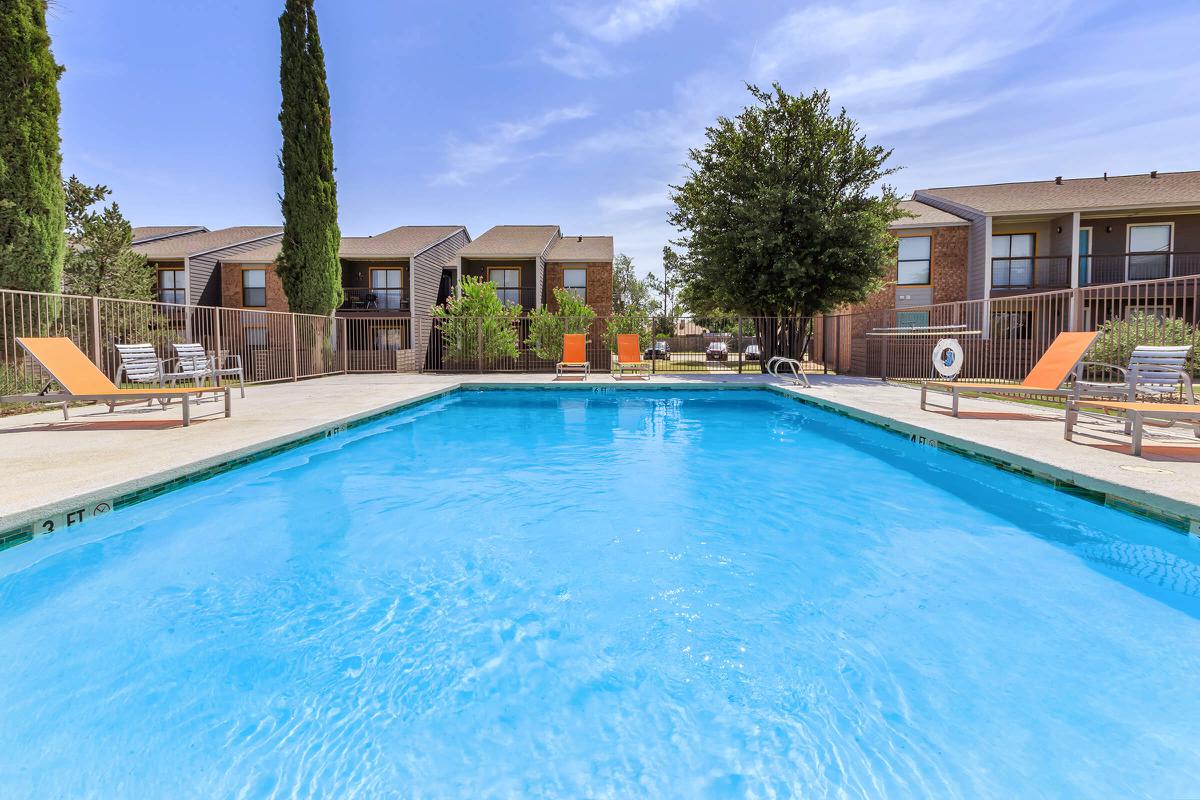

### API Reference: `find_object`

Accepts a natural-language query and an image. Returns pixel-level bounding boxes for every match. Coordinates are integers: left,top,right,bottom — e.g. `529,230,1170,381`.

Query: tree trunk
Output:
753,313,811,367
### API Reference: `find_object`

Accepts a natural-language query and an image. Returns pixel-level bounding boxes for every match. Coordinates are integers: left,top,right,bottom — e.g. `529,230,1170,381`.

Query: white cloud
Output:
542,0,699,77
597,187,672,215
433,104,594,186
751,0,1076,99
538,33,617,79
585,0,698,44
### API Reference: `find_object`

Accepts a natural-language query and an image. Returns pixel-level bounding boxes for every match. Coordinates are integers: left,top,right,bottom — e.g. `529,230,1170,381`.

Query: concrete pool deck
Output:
2,372,1199,542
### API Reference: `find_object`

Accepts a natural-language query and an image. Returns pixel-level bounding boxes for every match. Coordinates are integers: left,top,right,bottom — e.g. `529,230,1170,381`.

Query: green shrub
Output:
525,288,595,361
1088,311,1199,376
432,277,520,363
606,308,652,351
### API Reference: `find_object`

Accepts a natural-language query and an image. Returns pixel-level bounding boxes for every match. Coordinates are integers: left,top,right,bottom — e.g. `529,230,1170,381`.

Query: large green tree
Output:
276,0,341,315
611,253,654,316
0,0,66,293
669,84,903,361
62,176,152,299
645,245,684,335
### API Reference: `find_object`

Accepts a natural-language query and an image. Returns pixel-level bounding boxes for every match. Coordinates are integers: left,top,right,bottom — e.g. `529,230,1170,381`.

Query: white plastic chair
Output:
173,342,245,398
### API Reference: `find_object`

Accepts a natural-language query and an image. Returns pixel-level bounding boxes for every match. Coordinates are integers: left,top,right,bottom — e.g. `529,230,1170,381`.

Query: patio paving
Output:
1,372,1198,537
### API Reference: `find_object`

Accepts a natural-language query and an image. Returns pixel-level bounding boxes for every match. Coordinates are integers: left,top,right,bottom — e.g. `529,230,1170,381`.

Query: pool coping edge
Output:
765,384,1200,534
4,379,1197,552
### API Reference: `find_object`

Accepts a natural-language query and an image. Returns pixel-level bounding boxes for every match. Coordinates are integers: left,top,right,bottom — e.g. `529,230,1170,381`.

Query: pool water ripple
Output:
1,389,1198,798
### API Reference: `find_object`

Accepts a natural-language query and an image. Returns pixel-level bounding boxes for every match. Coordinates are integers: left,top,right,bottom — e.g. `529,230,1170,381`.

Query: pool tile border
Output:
0,386,459,552
3,380,1197,554
765,385,1200,534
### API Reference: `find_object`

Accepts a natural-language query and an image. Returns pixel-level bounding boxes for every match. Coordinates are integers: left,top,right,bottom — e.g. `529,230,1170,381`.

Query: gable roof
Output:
890,200,968,229
545,235,614,262
916,171,1200,215
131,226,208,244
132,226,282,259
225,225,468,264
456,225,560,258
341,225,465,258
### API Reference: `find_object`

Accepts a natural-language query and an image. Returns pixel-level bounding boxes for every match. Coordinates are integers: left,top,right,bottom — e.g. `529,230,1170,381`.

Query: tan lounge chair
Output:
921,331,1098,417
556,334,590,379
613,334,650,380
1065,399,1200,456
2,337,231,426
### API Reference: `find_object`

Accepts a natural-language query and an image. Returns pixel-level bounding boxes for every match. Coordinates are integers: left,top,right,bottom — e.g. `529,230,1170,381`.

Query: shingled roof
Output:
131,226,207,244
456,225,560,258
891,200,968,229
132,226,282,259
545,235,614,262
916,171,1200,215
227,225,467,263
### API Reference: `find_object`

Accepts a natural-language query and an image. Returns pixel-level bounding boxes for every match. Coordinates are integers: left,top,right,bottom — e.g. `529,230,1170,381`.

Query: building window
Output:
991,311,1032,340
370,268,407,310
895,311,930,329
1127,224,1172,280
992,233,1035,288
563,268,588,302
242,269,266,307
158,268,185,305
896,236,931,285
489,268,522,307
244,327,268,348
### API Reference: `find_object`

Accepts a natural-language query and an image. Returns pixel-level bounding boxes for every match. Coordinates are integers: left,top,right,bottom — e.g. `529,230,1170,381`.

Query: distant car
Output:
705,341,729,361
644,340,671,360
744,344,762,361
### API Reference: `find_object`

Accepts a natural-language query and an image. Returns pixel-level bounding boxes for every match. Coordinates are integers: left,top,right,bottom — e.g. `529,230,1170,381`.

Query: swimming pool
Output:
1,387,1198,797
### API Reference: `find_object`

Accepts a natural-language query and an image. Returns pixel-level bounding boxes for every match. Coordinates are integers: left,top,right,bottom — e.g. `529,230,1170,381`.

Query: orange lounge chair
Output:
920,331,1098,417
2,337,231,426
556,334,590,379
1065,399,1200,456
614,334,650,379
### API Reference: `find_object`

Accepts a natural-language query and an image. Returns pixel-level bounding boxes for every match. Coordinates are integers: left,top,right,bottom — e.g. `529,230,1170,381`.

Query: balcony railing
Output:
1083,251,1200,284
339,286,409,312
991,255,1071,290
991,251,1200,291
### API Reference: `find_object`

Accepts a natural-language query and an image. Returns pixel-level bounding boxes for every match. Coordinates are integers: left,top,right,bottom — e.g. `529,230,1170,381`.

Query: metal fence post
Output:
89,295,102,367
341,317,349,374
729,316,739,374
289,315,299,381
213,308,223,358
477,318,483,374
880,334,889,382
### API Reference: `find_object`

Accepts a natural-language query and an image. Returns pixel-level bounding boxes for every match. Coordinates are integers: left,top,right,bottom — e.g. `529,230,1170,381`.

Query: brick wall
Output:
544,261,613,318
220,263,291,311
932,226,969,304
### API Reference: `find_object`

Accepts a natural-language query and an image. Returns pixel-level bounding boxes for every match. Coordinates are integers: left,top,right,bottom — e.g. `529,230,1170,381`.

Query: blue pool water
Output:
1,388,1199,798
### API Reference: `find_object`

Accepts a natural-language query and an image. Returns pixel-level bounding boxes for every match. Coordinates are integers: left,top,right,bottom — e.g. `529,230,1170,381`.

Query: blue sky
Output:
50,0,1200,277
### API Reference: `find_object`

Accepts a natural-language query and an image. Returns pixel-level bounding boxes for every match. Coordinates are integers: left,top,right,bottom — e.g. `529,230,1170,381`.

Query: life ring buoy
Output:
932,338,963,378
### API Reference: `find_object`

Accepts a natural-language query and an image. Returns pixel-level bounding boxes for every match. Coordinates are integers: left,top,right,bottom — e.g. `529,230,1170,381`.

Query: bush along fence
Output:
0,288,830,398
813,274,1200,387
2,275,1196,395
421,314,826,374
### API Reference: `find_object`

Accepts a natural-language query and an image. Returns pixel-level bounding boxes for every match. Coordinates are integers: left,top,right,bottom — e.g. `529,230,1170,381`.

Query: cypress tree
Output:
276,0,341,315
0,0,67,293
